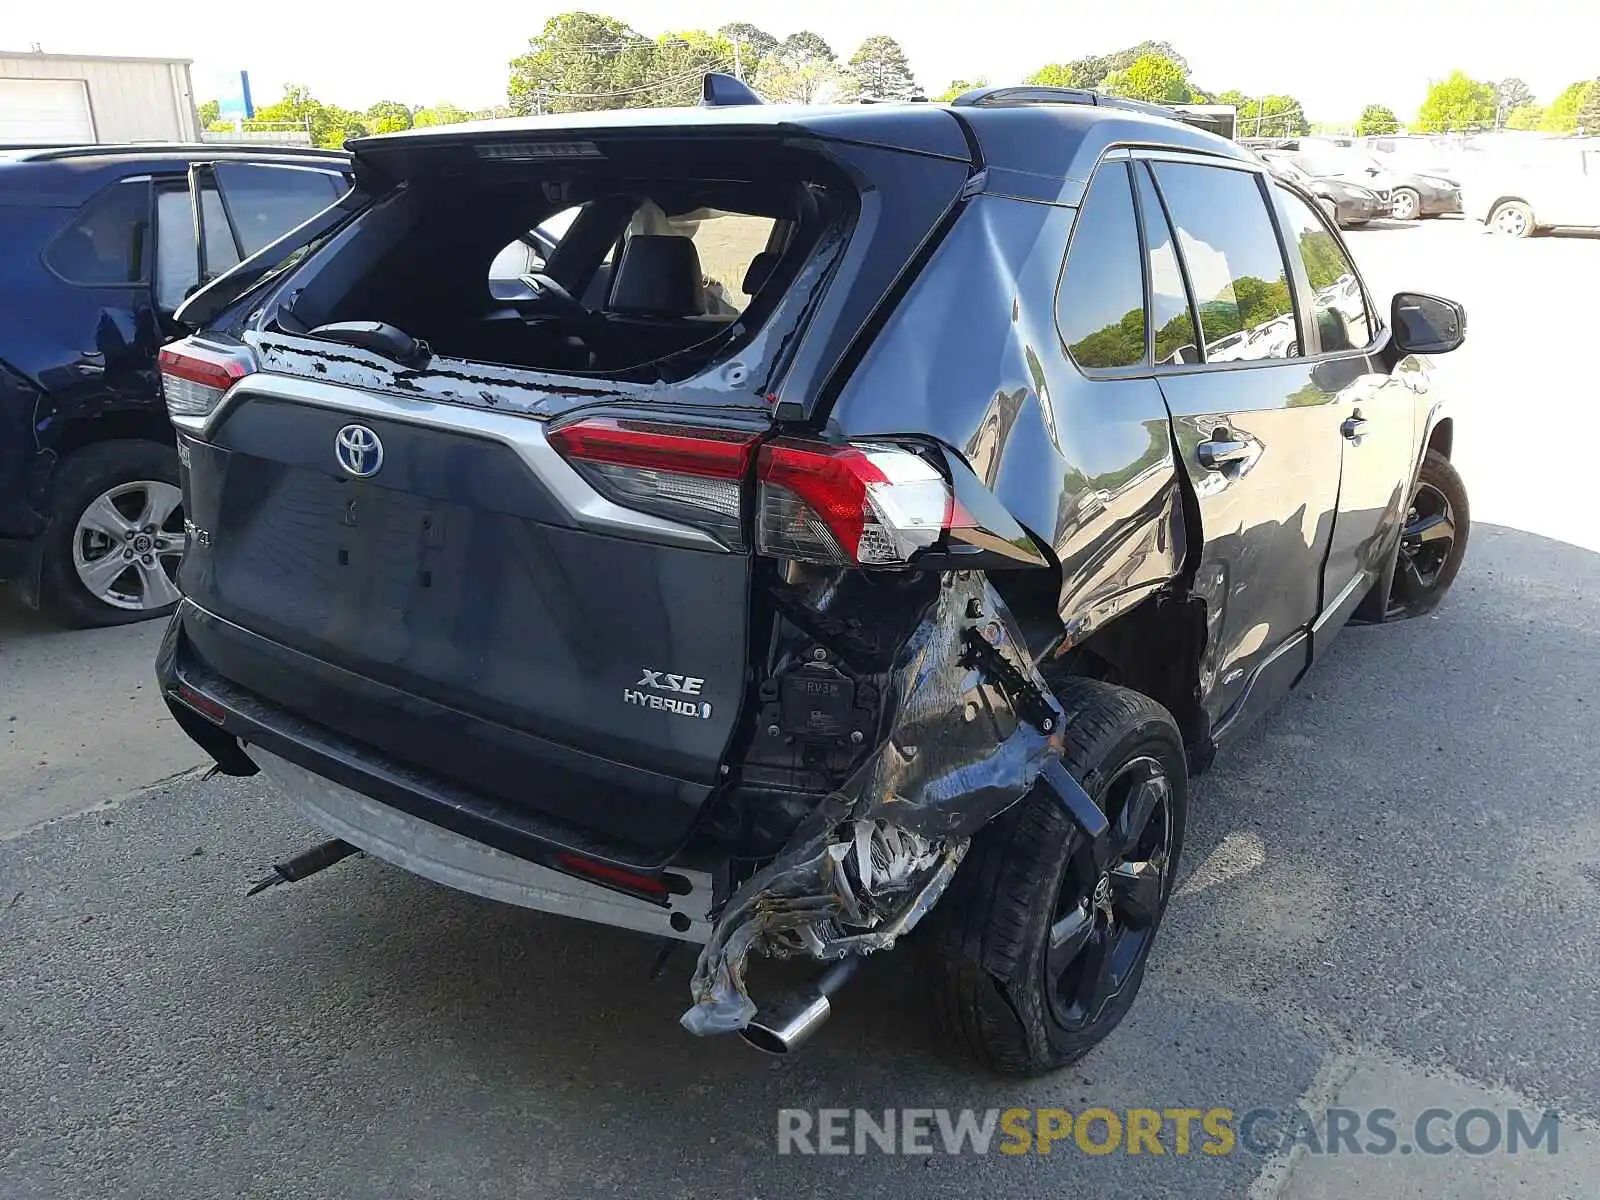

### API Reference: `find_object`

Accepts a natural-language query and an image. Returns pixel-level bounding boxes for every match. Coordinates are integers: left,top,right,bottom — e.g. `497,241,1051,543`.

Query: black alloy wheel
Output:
1387,449,1469,619
1045,755,1174,1031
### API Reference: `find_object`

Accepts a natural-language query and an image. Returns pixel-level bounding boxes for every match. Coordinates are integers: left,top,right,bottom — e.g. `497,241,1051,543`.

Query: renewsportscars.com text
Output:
776,1106,1562,1157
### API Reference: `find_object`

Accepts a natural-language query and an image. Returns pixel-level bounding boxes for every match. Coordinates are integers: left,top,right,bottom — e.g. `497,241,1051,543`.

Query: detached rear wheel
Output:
924,678,1188,1075
1387,449,1469,619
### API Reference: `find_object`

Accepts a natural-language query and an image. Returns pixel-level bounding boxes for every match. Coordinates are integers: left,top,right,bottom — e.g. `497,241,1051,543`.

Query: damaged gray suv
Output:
155,81,1469,1074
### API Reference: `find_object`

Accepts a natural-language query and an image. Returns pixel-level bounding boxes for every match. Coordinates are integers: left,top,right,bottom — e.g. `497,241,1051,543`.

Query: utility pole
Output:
732,34,743,82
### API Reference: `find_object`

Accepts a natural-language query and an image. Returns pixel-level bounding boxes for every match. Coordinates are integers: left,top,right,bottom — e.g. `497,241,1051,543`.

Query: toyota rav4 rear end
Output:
155,99,1136,1062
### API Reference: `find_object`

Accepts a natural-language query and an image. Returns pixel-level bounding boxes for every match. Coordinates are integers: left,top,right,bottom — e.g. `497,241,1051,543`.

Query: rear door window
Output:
212,163,346,257
45,178,151,285
1054,161,1147,370
154,183,242,311
1152,162,1299,363
1133,164,1201,365
1275,186,1372,352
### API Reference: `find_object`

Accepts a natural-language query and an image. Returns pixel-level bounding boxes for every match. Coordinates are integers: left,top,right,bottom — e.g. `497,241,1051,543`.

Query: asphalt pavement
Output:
3,219,1599,1199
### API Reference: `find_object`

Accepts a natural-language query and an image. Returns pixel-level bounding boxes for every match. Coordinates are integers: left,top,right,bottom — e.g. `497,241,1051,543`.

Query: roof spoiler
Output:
702,72,764,107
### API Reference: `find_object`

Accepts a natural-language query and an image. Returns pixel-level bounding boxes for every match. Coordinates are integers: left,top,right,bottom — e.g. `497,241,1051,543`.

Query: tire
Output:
1490,200,1535,238
1391,188,1420,222
1386,449,1469,620
37,440,185,628
923,678,1188,1075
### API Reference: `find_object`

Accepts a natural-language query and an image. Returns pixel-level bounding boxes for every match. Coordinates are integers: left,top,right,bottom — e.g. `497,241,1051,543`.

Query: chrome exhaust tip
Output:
741,957,860,1055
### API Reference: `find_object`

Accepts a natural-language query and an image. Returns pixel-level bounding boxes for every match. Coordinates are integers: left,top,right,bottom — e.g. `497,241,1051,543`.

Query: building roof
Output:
0,49,193,66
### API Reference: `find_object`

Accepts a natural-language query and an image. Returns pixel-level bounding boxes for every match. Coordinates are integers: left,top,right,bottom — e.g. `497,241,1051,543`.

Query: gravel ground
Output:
3,218,1598,1199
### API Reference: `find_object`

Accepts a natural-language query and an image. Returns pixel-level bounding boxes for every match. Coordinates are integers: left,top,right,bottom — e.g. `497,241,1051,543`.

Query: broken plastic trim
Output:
681,570,1065,1036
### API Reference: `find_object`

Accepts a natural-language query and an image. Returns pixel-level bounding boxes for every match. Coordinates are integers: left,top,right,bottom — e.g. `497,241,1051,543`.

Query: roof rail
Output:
19,142,350,163
949,85,1176,122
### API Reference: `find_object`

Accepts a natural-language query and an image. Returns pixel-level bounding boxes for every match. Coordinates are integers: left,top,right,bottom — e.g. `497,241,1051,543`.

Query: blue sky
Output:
13,0,1593,123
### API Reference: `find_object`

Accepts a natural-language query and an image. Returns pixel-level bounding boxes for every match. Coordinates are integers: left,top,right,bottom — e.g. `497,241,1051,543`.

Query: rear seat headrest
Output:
741,251,781,296
608,235,703,317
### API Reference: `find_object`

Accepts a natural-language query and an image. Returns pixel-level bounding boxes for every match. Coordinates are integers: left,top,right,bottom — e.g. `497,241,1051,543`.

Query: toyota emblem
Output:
335,424,383,478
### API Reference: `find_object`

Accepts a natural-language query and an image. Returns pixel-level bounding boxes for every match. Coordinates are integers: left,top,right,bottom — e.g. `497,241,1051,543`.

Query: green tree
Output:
1234,94,1309,136
1102,53,1192,103
1539,81,1586,131
1025,62,1095,89
1493,77,1534,126
253,84,368,148
753,31,845,102
651,30,735,106
1415,71,1496,132
365,100,413,134
196,99,220,126
1504,104,1544,130
1578,80,1600,133
411,102,475,128
777,31,835,66
717,22,778,70
1355,104,1401,135
848,34,918,100
935,78,987,102
508,13,659,114
1026,41,1190,93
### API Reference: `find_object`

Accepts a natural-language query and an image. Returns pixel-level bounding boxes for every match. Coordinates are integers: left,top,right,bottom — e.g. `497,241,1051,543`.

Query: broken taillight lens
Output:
756,439,950,566
158,342,254,419
547,416,759,551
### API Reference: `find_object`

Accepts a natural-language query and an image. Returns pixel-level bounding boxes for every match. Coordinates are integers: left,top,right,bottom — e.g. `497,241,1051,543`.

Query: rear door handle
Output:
1197,437,1253,471
1341,415,1370,440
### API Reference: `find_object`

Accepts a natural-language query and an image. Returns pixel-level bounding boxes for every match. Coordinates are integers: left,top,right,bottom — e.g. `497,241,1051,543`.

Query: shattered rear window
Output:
269,142,852,385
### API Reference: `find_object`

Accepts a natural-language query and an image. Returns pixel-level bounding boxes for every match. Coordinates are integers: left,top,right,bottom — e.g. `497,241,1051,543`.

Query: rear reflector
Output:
554,851,671,901
549,417,758,551
757,440,950,566
159,342,254,419
173,682,228,725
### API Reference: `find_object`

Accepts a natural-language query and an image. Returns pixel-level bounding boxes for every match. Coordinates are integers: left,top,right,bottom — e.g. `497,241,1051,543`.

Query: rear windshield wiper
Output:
306,321,432,369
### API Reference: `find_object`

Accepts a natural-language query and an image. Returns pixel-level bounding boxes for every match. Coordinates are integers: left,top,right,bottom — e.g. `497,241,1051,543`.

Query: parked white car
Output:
1461,139,1600,237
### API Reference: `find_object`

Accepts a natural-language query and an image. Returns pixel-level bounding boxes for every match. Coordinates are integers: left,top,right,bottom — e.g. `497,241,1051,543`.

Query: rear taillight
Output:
757,440,949,566
548,417,758,551
158,342,254,419
550,418,957,566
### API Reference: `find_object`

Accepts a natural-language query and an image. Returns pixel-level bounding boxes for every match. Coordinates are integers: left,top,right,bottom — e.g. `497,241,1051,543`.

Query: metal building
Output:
0,51,199,145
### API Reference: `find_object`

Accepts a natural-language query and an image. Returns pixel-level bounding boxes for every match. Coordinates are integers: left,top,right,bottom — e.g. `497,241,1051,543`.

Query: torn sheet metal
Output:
682,570,1065,1036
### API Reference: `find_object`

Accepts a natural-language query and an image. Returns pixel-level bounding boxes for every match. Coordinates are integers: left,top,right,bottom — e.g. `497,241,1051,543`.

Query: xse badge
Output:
626,668,712,720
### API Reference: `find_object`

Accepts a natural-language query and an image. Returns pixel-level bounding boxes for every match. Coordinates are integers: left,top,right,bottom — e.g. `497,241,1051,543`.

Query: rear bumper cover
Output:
157,600,713,925
251,746,713,942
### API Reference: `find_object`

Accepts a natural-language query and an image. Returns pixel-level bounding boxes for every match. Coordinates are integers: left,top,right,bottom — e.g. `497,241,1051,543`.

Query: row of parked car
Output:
1250,135,1600,238
1249,144,1463,228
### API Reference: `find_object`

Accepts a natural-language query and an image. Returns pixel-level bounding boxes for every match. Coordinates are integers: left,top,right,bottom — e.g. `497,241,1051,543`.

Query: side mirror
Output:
1390,291,1466,355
